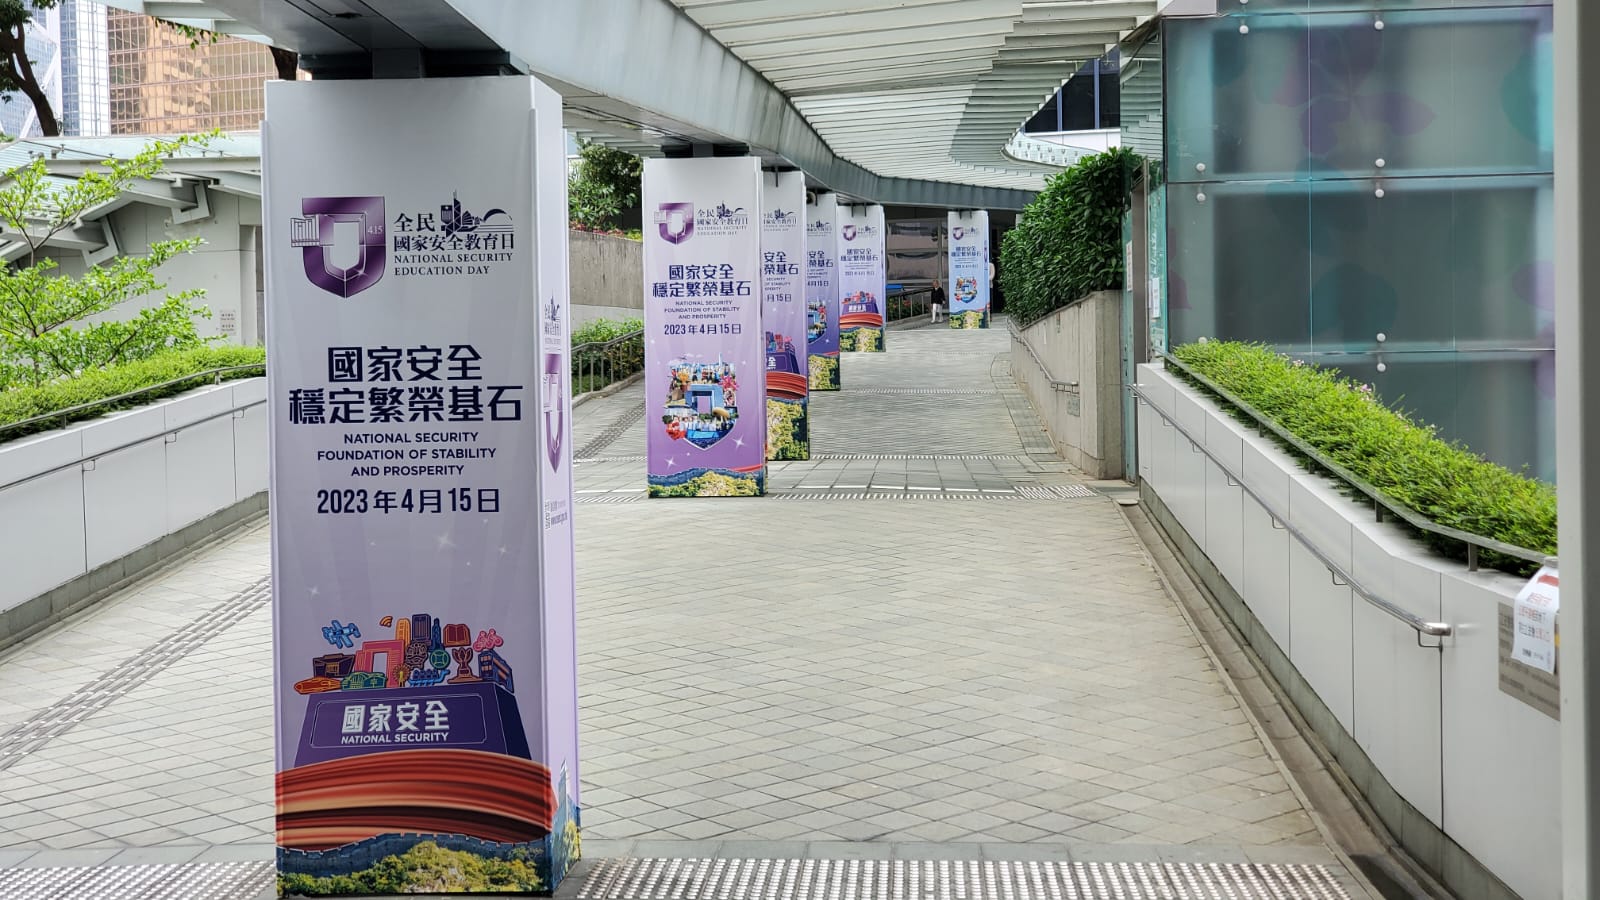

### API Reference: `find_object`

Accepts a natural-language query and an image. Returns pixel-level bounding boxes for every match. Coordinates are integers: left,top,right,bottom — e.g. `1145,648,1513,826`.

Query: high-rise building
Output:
107,10,278,135
60,0,109,136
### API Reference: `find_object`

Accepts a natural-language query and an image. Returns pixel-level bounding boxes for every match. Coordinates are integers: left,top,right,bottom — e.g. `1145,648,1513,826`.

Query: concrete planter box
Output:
1011,292,1123,478
1135,361,1558,900
0,377,268,649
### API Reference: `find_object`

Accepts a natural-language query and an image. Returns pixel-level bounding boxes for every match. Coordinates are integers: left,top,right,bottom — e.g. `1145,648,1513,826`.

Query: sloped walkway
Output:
0,323,1372,899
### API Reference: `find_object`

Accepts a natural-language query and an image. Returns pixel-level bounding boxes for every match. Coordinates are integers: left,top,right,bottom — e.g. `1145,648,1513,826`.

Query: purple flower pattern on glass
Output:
1274,25,1436,157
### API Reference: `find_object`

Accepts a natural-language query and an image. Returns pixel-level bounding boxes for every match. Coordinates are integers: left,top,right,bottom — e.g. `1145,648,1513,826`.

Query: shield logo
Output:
952,226,965,241
841,224,857,241
543,352,565,471
655,202,694,244
290,196,386,297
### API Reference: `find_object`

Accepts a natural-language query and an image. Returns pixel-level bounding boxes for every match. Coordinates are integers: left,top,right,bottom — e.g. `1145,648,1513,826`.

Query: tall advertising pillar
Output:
763,171,809,460
838,203,887,352
947,210,991,329
643,156,767,497
265,77,580,896
806,192,840,390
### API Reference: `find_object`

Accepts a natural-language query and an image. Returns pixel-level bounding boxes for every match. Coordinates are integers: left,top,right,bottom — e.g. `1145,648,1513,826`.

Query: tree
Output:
0,134,215,389
0,1,62,137
568,139,642,231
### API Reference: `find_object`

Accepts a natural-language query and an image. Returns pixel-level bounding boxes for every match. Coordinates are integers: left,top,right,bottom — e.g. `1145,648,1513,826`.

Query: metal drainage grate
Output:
846,389,1001,396
0,577,271,771
576,455,648,464
575,858,1354,900
576,492,645,504
0,861,273,900
1017,483,1098,500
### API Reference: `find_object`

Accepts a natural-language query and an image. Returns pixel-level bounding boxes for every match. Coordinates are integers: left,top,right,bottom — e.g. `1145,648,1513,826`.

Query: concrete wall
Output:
44,189,265,346
1135,362,1558,900
0,378,268,648
569,230,642,327
1011,291,1123,479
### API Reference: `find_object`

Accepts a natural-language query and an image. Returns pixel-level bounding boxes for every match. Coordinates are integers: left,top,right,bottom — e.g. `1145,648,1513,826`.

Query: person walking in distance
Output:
931,279,946,323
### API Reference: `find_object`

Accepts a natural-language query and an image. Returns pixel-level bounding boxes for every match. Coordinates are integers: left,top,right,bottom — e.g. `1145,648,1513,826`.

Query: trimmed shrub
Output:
1000,147,1142,325
0,345,265,442
1171,341,1555,574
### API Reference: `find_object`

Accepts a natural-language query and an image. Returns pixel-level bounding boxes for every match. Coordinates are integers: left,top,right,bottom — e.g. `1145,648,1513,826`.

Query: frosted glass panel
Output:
1168,181,1310,350
1161,3,1555,478
1307,176,1552,353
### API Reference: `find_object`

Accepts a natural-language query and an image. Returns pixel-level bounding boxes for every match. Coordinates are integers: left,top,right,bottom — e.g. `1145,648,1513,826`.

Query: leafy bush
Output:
0,134,217,390
0,344,265,442
568,140,641,231
572,316,642,346
1171,341,1555,573
1000,147,1142,326
571,315,643,394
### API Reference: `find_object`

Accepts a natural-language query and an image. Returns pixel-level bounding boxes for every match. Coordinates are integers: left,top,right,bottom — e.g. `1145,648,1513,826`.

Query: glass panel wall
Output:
1162,3,1554,480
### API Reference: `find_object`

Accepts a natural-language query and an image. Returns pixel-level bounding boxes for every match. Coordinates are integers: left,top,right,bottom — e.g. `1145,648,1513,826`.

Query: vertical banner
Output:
265,77,579,896
806,192,840,390
643,156,767,497
763,171,809,460
838,203,886,352
947,210,991,329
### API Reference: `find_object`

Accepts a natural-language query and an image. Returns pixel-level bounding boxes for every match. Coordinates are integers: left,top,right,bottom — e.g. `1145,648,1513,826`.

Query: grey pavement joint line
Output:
0,577,271,771
577,404,646,460
0,860,272,899
573,857,1353,900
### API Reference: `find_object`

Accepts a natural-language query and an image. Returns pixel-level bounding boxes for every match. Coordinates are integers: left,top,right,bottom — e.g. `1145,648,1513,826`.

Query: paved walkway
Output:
0,323,1372,898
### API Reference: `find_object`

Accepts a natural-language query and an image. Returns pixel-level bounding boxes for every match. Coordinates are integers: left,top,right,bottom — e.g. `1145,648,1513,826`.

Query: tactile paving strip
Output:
575,858,1354,900
576,405,645,459
0,861,273,900
0,576,272,770
846,389,1002,395
812,454,1023,461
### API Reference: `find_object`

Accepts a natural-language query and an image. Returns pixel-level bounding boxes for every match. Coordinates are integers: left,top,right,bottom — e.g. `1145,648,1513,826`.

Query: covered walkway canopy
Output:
104,0,1153,209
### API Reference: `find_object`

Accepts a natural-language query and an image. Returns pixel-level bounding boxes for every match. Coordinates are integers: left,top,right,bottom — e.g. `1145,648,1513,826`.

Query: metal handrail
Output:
1159,353,1549,572
0,363,265,443
1006,319,1078,392
1131,383,1452,644
571,328,644,398
886,287,934,323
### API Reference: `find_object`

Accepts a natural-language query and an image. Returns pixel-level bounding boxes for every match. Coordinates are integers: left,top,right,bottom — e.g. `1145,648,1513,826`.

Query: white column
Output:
1555,1,1600,895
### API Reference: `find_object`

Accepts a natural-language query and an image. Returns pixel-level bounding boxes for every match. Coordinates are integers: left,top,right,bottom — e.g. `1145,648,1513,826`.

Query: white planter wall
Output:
0,377,267,618
1135,362,1559,900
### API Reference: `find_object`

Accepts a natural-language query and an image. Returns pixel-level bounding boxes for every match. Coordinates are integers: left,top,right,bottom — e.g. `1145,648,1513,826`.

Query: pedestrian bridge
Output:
0,323,1389,899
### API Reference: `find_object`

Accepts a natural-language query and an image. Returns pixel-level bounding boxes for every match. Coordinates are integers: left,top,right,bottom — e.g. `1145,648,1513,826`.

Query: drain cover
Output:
0,861,272,900
575,858,1353,900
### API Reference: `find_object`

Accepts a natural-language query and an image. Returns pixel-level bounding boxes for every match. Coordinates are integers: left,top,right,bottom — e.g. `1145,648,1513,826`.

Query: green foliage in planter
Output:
0,344,265,442
570,315,643,393
999,147,1142,326
1171,341,1555,573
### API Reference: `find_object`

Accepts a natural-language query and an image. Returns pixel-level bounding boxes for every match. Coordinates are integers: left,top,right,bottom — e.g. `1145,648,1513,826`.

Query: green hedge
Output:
0,345,266,443
1000,147,1141,326
1171,341,1555,574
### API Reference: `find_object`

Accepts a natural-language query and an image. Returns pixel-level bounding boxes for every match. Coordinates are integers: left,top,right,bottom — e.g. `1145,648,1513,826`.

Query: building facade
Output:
107,11,278,135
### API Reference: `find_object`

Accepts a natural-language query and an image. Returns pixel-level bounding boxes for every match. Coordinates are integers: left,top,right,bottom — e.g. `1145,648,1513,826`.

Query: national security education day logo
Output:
654,201,750,245
291,192,515,297
952,226,965,242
